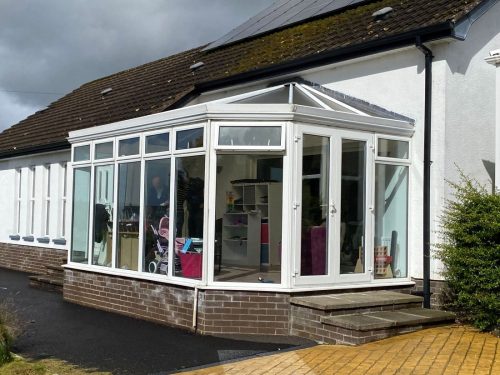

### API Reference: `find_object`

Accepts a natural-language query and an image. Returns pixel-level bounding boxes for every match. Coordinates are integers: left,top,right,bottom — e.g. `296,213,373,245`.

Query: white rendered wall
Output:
0,150,71,249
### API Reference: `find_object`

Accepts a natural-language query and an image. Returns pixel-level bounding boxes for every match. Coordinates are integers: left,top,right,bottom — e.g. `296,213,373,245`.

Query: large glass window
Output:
340,139,366,274
374,164,408,278
116,162,141,270
174,155,205,280
214,154,283,283
300,135,329,276
71,167,91,263
92,165,114,267
143,159,171,274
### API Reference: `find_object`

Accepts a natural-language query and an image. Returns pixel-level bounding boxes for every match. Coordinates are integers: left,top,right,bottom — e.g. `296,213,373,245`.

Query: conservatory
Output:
67,82,414,291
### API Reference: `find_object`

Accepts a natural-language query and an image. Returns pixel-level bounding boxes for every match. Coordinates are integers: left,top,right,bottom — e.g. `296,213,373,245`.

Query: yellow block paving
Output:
178,326,499,375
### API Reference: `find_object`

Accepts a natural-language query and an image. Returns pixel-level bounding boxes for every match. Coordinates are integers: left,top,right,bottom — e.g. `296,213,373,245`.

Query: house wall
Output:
0,150,70,273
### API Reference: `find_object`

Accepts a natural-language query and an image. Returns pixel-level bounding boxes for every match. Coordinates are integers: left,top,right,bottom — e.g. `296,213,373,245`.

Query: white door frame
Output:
293,124,374,286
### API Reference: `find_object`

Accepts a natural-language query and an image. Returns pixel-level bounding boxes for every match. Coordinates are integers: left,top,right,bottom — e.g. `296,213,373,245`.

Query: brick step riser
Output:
46,268,64,277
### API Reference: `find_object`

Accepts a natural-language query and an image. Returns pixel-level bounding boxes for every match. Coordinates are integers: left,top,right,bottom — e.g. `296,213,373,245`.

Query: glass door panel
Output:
340,139,366,275
300,134,330,277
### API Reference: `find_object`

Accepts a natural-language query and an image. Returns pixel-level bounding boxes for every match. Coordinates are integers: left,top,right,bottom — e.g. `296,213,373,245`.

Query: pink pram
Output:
148,216,182,274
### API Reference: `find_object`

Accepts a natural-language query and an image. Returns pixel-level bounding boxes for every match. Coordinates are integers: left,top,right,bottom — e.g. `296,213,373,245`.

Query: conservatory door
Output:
293,125,373,285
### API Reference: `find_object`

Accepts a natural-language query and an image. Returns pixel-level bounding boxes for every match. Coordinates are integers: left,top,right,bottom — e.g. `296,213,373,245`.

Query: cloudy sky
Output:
0,0,274,130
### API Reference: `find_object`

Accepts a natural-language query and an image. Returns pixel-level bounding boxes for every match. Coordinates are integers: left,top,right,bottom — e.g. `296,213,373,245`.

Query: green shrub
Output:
436,173,500,332
0,302,21,366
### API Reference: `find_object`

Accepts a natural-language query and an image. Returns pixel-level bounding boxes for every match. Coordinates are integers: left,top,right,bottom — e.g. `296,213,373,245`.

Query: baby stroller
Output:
148,216,181,274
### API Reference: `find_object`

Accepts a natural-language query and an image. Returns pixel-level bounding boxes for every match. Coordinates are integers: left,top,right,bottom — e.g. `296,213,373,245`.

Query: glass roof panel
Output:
233,86,290,104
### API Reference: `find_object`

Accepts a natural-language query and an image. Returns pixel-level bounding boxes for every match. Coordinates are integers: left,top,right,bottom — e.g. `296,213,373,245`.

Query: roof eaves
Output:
0,141,70,160
452,0,500,40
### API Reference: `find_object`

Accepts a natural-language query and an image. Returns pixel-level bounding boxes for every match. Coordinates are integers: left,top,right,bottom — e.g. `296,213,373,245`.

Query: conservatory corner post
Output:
486,51,500,192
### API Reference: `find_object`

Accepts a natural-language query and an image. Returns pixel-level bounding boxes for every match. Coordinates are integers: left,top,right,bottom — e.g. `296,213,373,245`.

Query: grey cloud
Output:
0,0,274,130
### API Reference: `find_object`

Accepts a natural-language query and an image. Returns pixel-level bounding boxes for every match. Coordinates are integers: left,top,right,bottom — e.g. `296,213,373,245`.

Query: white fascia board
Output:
68,103,413,144
294,105,415,137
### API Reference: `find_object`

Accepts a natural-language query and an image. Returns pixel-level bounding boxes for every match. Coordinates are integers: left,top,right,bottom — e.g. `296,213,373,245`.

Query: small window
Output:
118,137,140,156
95,142,113,159
218,126,281,147
74,145,90,162
145,132,169,154
176,128,203,150
378,139,409,159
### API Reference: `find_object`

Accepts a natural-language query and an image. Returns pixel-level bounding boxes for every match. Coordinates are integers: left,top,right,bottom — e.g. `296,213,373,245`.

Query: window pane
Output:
300,135,329,276
214,154,283,283
374,164,408,278
95,142,113,159
145,133,169,154
119,137,140,156
116,162,141,270
71,167,91,263
143,159,171,274
74,145,90,162
218,126,281,147
175,155,205,280
378,139,409,159
92,165,114,267
340,139,366,274
176,128,203,150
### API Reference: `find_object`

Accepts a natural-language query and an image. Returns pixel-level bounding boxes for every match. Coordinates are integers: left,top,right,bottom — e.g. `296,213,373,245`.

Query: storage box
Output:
179,252,202,278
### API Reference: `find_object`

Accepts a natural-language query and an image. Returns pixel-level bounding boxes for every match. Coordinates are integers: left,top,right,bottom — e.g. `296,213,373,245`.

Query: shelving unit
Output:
222,182,282,267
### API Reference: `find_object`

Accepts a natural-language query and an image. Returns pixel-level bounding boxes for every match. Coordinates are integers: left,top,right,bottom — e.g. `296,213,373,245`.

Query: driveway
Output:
0,268,303,374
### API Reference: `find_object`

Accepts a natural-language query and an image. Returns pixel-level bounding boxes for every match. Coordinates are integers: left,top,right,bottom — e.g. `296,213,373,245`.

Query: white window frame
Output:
43,164,51,237
94,138,115,162
173,124,206,154
375,135,411,163
214,122,286,151
27,166,36,235
60,162,68,238
143,129,171,157
72,143,92,164
14,168,22,234
116,135,142,160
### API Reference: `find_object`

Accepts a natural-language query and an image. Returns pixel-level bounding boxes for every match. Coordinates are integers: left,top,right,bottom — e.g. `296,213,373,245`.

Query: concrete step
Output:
291,291,422,313
29,275,63,293
321,308,456,331
45,264,64,277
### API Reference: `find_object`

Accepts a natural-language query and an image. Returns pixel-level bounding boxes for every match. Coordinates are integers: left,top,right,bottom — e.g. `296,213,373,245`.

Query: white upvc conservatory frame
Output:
66,98,415,292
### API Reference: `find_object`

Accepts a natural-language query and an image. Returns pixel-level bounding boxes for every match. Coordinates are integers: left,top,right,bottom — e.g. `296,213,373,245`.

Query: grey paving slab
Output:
321,314,393,330
291,291,422,311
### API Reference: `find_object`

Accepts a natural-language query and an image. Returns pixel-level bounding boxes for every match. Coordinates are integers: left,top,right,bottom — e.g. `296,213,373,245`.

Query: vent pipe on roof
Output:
372,7,393,20
190,62,205,71
100,88,112,96
416,36,434,310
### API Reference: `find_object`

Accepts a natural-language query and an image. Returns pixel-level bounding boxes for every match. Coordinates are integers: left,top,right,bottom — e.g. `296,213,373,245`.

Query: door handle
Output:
330,203,337,215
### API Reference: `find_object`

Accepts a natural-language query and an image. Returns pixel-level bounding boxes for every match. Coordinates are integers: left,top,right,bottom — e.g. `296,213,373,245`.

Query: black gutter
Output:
0,141,69,160
196,21,455,93
416,37,434,309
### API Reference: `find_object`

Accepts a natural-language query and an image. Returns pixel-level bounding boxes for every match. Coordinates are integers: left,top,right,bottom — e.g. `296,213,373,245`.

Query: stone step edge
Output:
29,275,63,287
290,292,423,311
46,264,65,271
320,308,456,331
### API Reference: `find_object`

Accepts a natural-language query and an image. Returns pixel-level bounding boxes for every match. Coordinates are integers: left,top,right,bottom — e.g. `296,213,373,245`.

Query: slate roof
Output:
0,0,488,158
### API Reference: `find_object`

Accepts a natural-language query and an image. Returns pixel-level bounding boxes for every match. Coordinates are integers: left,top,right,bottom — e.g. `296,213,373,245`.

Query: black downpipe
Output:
416,37,433,309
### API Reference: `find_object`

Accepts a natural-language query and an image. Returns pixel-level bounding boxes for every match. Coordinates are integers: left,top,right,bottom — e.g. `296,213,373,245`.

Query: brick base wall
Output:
64,269,196,329
0,242,67,275
198,290,290,335
412,278,449,309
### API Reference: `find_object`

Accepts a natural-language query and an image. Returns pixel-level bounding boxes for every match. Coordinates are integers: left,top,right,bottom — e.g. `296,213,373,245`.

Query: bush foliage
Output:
437,173,500,332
